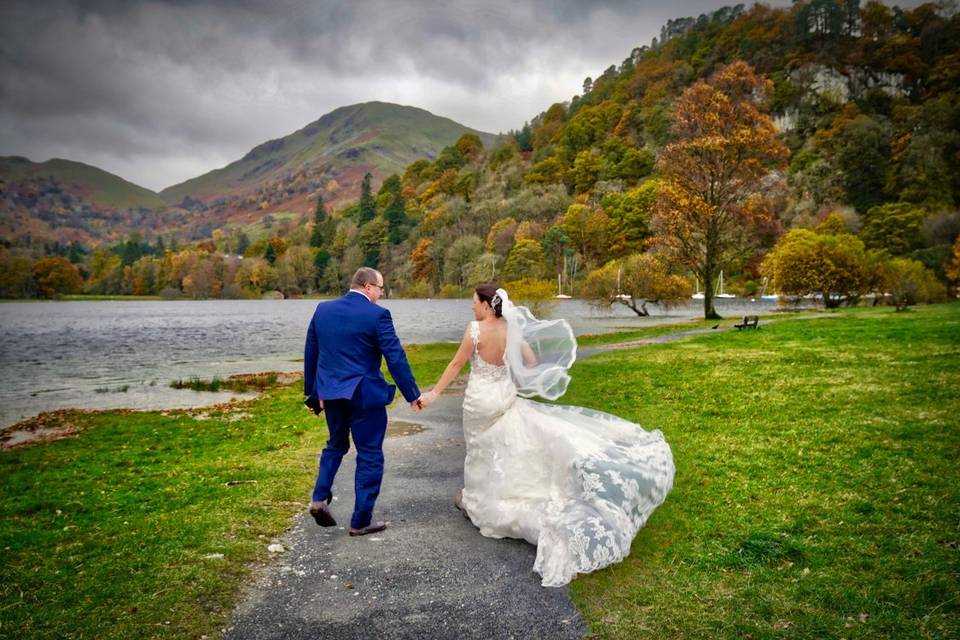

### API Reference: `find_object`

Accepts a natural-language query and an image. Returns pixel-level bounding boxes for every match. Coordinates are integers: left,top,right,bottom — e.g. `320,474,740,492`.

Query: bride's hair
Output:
475,284,503,318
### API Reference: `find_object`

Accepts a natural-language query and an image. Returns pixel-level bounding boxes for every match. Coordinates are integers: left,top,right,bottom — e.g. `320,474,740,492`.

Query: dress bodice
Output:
469,320,509,382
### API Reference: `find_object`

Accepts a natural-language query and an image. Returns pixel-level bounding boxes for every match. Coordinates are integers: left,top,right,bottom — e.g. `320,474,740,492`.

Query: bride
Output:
418,285,675,587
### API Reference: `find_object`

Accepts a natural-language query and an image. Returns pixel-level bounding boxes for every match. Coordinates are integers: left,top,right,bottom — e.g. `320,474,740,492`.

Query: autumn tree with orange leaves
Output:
653,60,788,319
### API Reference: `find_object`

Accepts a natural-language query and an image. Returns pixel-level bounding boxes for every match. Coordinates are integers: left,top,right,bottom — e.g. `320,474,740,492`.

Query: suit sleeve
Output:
376,309,420,403
304,314,319,399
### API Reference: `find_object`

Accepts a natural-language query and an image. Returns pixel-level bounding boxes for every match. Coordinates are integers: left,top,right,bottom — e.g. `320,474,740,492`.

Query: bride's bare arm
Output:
521,340,538,367
422,325,474,404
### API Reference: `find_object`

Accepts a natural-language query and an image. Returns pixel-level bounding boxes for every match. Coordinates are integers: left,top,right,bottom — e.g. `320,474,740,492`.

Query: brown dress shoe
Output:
309,500,336,527
348,521,387,537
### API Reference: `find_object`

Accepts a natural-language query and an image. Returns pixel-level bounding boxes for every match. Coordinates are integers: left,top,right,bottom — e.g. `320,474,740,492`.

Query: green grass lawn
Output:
564,303,960,639
1,304,957,638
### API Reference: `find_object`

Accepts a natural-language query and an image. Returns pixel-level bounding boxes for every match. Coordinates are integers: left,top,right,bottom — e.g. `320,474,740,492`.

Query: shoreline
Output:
0,310,830,443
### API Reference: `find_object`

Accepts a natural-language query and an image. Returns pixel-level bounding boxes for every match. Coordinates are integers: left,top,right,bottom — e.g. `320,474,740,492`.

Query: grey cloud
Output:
1,0,803,191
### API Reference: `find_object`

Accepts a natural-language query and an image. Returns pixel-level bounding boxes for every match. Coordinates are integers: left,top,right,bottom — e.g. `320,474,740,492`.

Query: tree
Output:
235,257,277,294
455,133,484,161
0,250,37,298
444,236,484,287
263,243,277,265
834,114,889,213
86,250,124,294
860,203,927,256
513,123,533,152
465,253,500,286
945,236,960,295
582,254,691,316
600,181,657,256
357,217,388,268
410,238,435,283
310,195,333,248
541,225,570,276
117,234,144,267
378,175,408,244
236,232,250,256
653,61,789,319
762,228,870,308
485,217,519,256
561,204,613,268
277,245,317,295
33,256,83,298
572,149,602,194
359,172,376,224
887,133,955,210
435,145,466,171
501,278,556,318
503,239,546,280
881,257,946,310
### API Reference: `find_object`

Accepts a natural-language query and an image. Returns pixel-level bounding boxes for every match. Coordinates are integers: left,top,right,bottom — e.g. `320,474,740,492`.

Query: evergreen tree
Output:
236,232,250,256
264,243,277,265
359,173,376,224
378,174,407,244
514,123,533,152
310,196,329,248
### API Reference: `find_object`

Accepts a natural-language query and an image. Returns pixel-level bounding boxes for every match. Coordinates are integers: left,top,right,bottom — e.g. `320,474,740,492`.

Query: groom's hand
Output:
304,396,323,415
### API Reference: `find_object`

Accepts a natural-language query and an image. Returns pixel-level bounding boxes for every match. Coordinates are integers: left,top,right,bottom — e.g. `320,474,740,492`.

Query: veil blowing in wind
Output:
497,287,577,401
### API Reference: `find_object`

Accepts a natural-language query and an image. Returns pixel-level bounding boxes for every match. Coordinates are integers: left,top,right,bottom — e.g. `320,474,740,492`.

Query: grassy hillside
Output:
0,156,166,211
158,101,500,204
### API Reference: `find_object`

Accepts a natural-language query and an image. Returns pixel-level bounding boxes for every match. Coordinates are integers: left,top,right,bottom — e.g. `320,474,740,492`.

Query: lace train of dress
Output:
460,321,675,587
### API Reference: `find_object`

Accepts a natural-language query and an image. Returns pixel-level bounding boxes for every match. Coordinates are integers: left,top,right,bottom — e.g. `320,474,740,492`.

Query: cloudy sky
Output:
0,0,798,192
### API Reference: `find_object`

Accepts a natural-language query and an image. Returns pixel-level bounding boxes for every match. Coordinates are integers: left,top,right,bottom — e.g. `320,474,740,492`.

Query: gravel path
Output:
225,384,588,640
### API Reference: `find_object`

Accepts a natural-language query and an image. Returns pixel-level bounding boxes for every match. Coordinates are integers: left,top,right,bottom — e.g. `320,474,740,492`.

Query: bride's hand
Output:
419,390,438,408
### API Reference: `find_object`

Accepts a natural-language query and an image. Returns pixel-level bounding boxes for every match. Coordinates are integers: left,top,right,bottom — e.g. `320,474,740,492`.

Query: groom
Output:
304,267,422,536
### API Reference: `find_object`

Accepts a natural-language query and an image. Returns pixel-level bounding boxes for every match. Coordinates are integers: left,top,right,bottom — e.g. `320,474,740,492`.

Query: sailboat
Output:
758,276,779,301
692,277,704,300
555,256,572,299
615,265,631,300
692,272,735,299
555,272,572,299
716,270,736,298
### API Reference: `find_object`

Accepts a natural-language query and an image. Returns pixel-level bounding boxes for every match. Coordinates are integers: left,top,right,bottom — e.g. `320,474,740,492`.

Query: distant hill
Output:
1,156,165,210
0,102,500,247
0,156,175,246
159,101,500,210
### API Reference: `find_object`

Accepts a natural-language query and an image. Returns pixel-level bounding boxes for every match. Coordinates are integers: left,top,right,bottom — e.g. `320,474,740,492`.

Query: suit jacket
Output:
304,291,419,408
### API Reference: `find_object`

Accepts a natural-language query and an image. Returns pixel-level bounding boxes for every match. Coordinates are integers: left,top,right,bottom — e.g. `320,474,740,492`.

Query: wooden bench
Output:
734,315,759,330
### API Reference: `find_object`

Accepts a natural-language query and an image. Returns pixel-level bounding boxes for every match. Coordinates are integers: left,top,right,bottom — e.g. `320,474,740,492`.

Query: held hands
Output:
410,391,437,412
419,390,438,409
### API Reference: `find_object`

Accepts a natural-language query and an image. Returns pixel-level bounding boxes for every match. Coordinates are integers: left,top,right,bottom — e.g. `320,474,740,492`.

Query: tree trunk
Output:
703,224,721,320
623,298,650,316
702,267,721,320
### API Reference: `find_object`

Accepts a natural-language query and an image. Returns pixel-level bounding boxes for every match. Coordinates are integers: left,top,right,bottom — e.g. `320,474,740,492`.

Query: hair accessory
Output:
491,293,502,308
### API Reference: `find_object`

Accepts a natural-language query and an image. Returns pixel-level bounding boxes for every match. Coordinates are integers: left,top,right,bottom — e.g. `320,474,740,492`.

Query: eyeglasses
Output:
367,282,385,291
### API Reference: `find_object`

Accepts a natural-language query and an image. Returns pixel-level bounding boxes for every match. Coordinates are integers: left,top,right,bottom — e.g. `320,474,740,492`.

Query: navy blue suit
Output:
304,291,419,529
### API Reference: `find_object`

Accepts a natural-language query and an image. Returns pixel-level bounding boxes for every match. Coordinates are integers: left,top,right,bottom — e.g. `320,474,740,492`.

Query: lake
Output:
0,297,781,428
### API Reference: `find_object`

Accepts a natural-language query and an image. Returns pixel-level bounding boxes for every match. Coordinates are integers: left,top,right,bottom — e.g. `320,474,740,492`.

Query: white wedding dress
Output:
459,319,675,587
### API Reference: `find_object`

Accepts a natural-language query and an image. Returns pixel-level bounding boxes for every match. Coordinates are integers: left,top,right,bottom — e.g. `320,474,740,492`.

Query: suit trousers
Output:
311,389,388,530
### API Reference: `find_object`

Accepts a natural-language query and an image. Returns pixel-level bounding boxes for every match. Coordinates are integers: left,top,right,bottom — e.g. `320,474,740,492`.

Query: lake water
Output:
0,297,780,428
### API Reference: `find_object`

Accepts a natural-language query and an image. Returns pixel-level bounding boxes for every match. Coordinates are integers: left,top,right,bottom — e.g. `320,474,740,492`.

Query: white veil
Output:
497,288,577,400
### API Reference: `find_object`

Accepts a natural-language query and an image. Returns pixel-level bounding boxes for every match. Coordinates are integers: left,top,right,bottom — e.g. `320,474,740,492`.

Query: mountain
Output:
0,102,500,247
1,156,165,210
0,156,173,246
159,101,500,211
